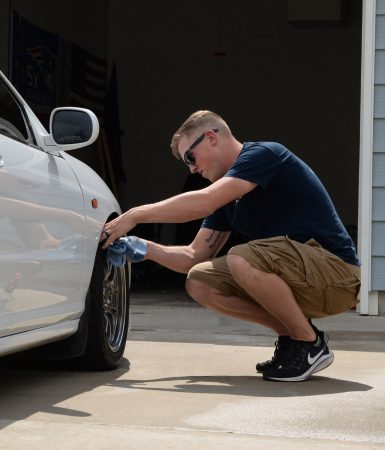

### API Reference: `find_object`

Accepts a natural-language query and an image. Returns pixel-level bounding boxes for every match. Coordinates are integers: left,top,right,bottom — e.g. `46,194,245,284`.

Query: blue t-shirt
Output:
202,142,360,266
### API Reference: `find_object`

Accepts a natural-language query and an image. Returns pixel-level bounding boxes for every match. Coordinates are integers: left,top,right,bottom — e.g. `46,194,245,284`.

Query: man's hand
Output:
107,236,148,267
101,211,136,249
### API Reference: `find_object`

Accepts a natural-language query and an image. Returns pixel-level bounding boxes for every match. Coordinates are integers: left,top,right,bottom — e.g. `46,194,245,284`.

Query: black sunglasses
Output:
183,128,219,166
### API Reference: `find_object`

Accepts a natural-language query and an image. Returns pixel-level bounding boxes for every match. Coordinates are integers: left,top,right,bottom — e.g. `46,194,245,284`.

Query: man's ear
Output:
207,129,218,146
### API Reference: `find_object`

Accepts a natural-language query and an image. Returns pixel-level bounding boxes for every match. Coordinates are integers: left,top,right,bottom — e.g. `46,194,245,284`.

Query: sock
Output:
312,335,321,347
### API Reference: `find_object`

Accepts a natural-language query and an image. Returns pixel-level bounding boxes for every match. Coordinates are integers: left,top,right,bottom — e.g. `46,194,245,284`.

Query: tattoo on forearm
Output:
205,231,226,258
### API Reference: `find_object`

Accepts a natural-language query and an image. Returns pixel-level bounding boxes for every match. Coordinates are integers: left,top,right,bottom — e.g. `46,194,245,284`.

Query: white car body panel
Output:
0,319,79,357
0,70,122,356
0,135,86,337
60,151,122,301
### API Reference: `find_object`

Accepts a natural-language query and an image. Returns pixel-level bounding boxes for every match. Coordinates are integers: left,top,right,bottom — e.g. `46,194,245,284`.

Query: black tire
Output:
81,245,130,370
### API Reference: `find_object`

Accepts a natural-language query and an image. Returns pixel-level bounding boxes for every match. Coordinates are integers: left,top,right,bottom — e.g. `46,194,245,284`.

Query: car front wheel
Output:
82,246,130,370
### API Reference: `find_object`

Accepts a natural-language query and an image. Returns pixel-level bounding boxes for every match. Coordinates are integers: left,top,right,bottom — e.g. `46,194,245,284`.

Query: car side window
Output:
0,79,29,141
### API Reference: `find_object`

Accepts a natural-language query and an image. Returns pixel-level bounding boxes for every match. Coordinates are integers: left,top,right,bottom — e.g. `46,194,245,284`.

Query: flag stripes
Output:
69,43,107,120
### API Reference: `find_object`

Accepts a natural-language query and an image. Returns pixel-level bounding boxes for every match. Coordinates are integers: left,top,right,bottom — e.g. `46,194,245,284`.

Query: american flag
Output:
69,43,107,122
26,45,55,65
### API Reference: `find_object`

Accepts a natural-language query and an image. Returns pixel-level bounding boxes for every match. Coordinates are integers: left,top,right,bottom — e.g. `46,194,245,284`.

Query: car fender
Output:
60,151,122,290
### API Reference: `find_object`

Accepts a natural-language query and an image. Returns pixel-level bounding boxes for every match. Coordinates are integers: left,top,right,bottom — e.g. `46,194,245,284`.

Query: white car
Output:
0,70,130,369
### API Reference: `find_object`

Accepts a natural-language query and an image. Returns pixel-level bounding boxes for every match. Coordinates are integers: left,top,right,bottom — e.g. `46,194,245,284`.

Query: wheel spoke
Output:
102,261,127,352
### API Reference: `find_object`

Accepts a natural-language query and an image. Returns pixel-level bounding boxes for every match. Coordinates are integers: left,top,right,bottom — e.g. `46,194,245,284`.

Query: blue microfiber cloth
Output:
107,236,148,268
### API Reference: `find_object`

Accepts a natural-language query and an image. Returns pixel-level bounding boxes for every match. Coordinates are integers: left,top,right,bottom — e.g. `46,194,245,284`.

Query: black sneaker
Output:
256,336,291,373
262,331,334,382
256,320,320,373
307,321,332,376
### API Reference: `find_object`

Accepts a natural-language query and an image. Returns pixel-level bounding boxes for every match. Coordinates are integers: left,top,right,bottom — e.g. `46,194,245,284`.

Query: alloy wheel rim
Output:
102,261,126,352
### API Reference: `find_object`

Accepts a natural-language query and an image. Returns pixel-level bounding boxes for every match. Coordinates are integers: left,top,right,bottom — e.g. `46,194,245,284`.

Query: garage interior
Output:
0,0,363,286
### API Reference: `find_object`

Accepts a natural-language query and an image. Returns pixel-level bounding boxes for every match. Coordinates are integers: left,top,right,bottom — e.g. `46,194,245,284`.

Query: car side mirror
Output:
48,107,99,151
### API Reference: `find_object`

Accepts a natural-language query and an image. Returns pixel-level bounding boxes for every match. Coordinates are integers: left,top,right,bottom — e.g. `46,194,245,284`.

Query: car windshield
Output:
0,81,28,140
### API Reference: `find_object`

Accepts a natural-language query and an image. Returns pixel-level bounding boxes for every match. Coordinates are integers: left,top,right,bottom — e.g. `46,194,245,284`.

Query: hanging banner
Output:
69,42,107,121
11,11,59,127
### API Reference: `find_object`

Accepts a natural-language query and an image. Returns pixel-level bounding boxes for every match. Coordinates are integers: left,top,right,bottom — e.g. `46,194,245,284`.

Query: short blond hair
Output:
170,110,232,159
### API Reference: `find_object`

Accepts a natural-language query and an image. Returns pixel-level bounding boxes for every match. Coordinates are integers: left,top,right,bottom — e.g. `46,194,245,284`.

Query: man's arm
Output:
143,227,232,274
102,176,255,248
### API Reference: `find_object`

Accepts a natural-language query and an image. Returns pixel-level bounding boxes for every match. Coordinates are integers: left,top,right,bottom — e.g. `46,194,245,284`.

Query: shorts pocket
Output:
324,277,361,315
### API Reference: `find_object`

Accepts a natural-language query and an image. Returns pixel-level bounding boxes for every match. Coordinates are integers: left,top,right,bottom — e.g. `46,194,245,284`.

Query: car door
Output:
0,77,86,337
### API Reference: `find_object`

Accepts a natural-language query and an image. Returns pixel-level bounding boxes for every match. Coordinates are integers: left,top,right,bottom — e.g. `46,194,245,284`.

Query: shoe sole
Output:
256,365,270,373
257,349,331,374
263,351,334,382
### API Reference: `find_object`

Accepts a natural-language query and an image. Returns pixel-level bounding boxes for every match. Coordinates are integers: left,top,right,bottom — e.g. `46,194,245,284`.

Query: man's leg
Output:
185,277,294,374
223,239,343,382
185,276,328,379
185,278,289,335
225,254,316,341
185,239,356,381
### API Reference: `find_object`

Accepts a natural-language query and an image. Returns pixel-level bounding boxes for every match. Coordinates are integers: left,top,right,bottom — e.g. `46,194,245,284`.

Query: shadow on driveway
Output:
0,355,372,432
0,357,130,430
109,374,372,398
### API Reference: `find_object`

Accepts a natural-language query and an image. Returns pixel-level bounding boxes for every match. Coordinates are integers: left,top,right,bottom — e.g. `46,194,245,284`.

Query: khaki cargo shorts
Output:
187,236,361,319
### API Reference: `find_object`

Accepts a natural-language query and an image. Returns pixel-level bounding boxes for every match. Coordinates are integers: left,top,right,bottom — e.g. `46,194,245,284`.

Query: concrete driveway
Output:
0,288,384,449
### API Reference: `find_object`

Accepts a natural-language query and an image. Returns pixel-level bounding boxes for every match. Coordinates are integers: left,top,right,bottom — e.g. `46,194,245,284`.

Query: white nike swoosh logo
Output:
308,347,325,365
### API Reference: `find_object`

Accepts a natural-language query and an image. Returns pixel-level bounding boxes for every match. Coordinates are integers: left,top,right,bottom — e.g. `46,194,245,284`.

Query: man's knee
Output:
185,278,214,307
226,254,252,281
226,253,271,286
185,277,199,298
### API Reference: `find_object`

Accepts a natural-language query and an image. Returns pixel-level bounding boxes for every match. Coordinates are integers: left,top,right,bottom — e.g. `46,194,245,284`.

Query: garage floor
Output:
0,288,384,449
